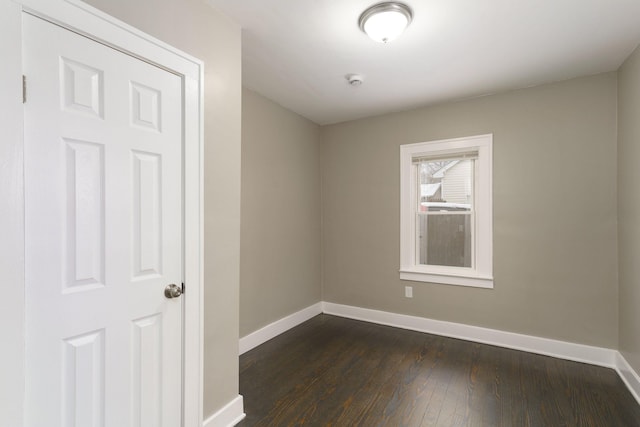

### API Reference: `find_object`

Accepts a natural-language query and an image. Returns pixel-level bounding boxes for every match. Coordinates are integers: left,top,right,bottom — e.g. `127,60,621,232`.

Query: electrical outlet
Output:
405,286,413,298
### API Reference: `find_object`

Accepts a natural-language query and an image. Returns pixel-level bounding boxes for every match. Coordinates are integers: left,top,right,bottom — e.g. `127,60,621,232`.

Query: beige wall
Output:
321,73,619,348
241,88,322,336
618,44,640,373
83,0,242,417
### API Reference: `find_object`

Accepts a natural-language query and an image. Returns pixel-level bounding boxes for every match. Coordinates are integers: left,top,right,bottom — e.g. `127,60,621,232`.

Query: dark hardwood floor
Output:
238,314,640,426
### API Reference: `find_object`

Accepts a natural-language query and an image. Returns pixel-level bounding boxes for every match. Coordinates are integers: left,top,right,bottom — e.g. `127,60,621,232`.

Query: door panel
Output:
132,150,163,279
23,13,183,427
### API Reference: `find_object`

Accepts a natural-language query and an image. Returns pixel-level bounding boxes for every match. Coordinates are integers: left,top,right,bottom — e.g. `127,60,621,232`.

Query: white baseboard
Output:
236,301,640,407
203,395,245,427
321,302,618,368
616,352,640,405
322,302,640,406
239,302,323,355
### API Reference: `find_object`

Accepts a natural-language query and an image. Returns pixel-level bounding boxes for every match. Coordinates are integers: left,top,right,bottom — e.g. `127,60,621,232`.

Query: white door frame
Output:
0,1,204,426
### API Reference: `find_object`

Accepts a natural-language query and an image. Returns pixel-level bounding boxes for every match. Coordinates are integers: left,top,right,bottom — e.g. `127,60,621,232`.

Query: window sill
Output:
399,268,494,289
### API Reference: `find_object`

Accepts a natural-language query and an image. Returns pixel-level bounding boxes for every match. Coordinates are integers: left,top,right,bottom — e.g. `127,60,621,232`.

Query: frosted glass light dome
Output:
359,2,413,43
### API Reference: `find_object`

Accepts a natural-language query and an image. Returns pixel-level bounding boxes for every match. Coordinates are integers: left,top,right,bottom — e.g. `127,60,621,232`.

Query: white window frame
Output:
400,134,493,288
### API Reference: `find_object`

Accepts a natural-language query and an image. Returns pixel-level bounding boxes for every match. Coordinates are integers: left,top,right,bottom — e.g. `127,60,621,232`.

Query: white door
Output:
23,12,184,426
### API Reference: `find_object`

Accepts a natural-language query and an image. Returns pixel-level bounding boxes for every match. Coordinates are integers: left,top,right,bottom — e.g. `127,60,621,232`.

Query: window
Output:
400,134,493,288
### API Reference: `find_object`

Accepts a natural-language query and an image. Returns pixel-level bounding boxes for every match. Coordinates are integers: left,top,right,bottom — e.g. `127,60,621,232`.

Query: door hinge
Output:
22,75,26,103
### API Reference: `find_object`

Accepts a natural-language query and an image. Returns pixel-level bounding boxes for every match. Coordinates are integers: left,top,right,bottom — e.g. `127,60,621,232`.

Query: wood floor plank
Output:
238,315,640,426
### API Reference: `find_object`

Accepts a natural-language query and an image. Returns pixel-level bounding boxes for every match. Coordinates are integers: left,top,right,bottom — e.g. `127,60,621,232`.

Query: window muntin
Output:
400,134,493,288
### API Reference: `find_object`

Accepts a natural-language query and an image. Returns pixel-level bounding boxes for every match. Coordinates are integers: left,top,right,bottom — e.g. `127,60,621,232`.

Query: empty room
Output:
220,0,640,425
2,0,640,426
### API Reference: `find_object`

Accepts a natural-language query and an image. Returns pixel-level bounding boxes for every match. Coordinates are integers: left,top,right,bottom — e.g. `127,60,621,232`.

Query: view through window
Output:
416,157,474,268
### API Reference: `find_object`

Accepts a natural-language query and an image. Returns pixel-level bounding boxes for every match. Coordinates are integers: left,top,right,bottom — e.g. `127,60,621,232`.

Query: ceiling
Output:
208,0,640,125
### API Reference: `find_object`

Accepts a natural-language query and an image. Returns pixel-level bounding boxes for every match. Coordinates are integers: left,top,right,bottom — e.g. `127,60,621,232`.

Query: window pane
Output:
417,213,472,267
416,157,474,268
418,159,473,211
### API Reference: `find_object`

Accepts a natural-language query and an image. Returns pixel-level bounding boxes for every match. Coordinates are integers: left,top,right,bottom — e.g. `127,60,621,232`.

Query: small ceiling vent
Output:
346,74,364,86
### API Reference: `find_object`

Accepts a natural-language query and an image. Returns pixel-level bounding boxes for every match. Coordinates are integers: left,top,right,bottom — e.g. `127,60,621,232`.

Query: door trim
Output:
1,1,205,425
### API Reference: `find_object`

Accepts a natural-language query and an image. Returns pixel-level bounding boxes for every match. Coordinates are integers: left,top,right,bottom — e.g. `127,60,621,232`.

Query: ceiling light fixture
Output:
359,2,413,43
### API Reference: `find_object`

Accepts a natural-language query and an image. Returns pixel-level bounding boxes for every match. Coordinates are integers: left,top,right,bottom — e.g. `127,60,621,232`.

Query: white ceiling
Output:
208,0,640,125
